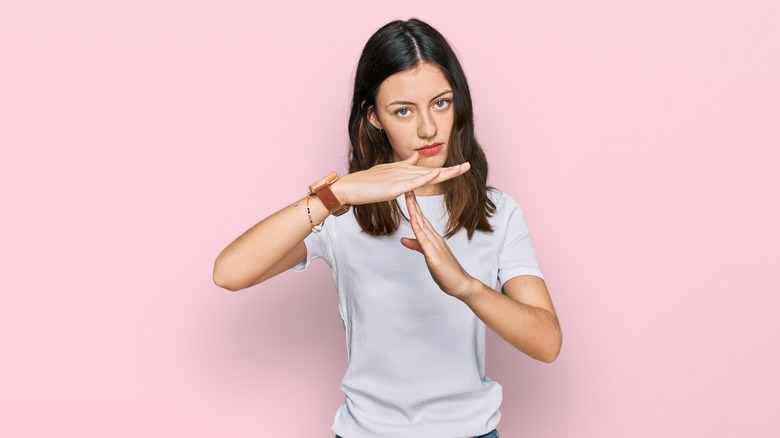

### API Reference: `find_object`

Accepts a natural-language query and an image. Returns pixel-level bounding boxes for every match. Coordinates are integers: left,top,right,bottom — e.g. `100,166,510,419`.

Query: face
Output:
369,62,454,168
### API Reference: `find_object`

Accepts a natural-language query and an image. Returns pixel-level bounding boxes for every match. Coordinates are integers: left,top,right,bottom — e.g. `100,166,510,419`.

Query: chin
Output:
418,155,447,169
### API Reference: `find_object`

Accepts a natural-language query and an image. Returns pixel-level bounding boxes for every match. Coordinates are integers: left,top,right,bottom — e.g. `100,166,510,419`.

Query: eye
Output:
434,99,451,109
395,107,412,117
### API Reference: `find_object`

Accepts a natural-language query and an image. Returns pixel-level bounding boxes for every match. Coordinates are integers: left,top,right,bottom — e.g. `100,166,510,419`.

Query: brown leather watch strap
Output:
309,172,350,216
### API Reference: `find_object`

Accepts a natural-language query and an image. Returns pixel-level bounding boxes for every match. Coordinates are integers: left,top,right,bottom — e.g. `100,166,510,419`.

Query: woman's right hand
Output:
331,152,471,205
213,153,470,291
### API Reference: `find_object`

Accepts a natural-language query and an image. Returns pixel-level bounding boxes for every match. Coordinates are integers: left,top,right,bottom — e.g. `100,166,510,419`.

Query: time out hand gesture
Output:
332,153,470,206
400,191,478,300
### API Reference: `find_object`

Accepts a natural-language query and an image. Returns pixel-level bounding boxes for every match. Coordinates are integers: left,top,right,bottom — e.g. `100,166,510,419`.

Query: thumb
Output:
403,152,420,165
400,237,422,253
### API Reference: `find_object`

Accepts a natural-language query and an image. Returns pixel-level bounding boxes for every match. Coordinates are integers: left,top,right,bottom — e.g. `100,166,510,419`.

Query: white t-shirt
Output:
294,189,543,438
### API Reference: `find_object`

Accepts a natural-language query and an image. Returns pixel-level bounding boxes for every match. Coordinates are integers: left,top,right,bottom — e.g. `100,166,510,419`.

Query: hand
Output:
331,153,471,206
399,191,478,300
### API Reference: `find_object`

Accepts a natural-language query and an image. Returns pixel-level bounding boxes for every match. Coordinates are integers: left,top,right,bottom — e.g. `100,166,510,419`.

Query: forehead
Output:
375,63,452,103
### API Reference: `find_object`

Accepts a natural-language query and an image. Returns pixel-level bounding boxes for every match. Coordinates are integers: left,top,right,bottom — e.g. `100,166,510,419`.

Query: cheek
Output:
384,131,409,160
437,111,455,129
385,123,413,144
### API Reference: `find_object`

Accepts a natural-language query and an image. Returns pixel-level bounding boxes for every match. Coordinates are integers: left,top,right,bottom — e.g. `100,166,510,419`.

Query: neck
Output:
413,184,442,196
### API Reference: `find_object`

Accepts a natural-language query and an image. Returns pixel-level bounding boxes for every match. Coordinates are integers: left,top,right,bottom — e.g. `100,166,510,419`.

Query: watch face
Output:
309,172,339,193
324,172,340,186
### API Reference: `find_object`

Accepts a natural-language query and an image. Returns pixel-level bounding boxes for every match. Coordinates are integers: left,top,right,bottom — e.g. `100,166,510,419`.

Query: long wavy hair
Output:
348,18,495,239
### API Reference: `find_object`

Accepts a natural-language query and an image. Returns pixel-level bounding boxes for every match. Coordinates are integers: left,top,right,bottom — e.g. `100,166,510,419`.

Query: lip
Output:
416,143,443,156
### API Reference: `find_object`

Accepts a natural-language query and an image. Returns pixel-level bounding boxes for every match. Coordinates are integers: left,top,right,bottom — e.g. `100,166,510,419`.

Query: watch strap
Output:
309,172,350,216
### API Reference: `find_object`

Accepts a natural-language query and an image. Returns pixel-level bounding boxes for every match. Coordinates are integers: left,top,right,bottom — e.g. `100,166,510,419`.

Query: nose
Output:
417,110,437,140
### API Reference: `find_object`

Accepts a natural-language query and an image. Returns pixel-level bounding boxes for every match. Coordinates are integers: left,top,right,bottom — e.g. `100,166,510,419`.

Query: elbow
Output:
212,259,245,292
523,320,562,363
539,329,563,363
539,343,561,363
214,278,242,292
213,272,241,292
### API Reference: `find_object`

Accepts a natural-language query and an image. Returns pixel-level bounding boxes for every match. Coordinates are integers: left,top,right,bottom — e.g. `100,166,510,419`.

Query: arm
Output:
213,154,471,291
212,194,327,291
461,275,561,363
400,192,562,362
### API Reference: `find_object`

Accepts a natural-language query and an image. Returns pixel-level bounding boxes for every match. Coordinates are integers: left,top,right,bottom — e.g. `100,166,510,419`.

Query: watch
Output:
309,172,350,216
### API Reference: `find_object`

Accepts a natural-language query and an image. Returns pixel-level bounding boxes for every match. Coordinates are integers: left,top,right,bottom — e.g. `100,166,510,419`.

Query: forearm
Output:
213,194,329,291
460,279,562,363
213,156,469,291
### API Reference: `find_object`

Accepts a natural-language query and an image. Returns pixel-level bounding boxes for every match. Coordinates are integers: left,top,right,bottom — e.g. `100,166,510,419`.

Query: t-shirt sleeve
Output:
497,194,544,286
291,222,331,272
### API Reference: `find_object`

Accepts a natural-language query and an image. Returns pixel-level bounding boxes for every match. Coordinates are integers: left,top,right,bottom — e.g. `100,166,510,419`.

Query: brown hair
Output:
348,19,495,238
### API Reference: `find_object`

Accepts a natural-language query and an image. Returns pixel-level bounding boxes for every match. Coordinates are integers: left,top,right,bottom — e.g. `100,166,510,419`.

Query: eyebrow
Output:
385,90,453,108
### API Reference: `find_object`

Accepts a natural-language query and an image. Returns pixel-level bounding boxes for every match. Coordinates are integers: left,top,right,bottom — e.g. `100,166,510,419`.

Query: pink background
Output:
2,1,778,436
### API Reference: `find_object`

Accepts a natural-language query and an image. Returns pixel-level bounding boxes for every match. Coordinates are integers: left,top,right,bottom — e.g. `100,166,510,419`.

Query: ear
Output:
367,106,382,130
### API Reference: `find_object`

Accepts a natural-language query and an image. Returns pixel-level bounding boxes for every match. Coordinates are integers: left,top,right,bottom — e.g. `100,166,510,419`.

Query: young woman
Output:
214,18,561,438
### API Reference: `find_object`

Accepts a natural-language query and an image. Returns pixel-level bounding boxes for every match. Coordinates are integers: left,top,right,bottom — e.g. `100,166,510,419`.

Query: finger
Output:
416,211,441,247
406,191,433,231
403,152,421,165
400,237,422,252
398,168,441,192
407,193,447,252
404,191,421,222
404,192,425,234
429,162,471,185
406,194,442,252
409,206,432,247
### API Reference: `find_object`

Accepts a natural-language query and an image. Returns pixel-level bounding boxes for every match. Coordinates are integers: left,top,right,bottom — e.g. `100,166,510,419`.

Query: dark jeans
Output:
336,429,499,438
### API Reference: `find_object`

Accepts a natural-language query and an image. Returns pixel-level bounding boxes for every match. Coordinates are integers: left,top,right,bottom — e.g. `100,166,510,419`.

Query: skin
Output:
213,62,561,363
401,192,561,362
368,62,454,193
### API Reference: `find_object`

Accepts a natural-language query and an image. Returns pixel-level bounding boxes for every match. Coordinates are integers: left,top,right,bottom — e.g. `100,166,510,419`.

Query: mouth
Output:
416,143,443,156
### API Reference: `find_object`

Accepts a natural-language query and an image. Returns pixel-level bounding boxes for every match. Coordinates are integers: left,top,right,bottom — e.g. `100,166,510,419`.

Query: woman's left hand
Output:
400,191,477,300
401,192,562,362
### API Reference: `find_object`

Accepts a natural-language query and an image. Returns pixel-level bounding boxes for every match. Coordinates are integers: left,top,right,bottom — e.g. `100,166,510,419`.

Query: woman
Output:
214,18,561,438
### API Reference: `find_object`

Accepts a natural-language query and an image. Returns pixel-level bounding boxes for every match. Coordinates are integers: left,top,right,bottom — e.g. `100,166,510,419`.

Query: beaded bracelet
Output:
306,194,324,233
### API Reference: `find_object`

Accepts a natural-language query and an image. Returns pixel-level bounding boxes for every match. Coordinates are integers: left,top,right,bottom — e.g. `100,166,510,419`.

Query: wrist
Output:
309,172,350,216
329,179,349,206
456,276,486,303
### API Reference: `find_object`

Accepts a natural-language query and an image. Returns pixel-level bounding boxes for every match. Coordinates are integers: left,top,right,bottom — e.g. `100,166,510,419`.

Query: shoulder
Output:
485,188,532,235
487,188,523,216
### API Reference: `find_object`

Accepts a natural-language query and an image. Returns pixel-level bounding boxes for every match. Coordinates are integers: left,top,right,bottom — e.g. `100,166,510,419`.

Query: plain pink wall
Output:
2,1,778,436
